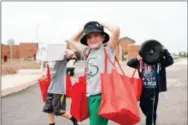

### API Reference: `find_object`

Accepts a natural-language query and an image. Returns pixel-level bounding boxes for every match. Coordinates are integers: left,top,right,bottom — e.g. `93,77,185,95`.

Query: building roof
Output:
118,37,136,43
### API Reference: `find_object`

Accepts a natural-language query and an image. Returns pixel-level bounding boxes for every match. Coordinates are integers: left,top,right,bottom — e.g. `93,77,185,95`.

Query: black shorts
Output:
43,93,66,116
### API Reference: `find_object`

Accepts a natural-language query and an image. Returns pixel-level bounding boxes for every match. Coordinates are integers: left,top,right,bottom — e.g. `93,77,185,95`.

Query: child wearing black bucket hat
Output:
127,41,174,125
68,21,120,125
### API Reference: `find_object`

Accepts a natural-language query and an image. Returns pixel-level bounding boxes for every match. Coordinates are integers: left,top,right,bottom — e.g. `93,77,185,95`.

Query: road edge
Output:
2,80,38,97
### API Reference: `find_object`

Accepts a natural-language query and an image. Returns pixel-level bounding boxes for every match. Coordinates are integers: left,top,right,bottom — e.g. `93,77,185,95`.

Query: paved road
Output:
2,61,187,125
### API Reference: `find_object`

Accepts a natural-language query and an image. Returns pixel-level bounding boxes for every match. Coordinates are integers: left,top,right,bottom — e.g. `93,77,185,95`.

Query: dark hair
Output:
66,51,80,62
74,51,81,61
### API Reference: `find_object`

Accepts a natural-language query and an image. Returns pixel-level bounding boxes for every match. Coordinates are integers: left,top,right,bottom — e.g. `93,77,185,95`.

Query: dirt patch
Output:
1,59,40,76
20,60,40,69
1,60,21,76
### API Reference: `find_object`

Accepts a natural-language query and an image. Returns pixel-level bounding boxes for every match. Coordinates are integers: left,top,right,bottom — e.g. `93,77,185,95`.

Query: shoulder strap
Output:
139,60,143,73
104,49,125,75
114,56,125,75
131,60,144,78
132,68,137,78
83,47,91,60
104,49,108,73
83,47,91,74
46,63,51,80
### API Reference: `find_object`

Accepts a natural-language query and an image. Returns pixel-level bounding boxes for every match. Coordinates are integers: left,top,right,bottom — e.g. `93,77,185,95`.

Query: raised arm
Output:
127,55,142,69
68,28,84,54
100,22,120,51
161,47,174,67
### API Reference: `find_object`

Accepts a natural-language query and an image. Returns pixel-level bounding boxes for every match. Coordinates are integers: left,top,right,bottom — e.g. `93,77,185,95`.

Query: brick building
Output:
1,44,10,62
1,43,38,62
118,37,136,54
1,38,139,62
127,44,140,60
116,37,139,61
19,43,38,59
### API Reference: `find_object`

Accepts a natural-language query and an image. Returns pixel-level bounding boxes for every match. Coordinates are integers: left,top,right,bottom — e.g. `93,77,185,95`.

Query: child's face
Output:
86,32,105,49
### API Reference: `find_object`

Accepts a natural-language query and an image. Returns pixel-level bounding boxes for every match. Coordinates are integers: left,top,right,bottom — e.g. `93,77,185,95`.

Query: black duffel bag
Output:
139,39,164,64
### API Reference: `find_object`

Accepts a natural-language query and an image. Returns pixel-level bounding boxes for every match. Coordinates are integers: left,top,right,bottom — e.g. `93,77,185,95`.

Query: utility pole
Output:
36,24,42,43
36,24,44,76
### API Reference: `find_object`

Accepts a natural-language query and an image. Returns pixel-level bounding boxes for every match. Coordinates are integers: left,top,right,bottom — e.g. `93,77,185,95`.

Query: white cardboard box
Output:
36,43,67,61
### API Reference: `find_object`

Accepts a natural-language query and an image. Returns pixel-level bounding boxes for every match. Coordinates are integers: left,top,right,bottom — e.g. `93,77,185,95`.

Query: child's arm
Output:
161,47,174,67
127,55,141,68
100,22,120,51
68,28,84,54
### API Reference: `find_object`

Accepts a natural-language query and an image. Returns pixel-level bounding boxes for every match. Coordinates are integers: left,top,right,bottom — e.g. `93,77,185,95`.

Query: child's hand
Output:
137,55,142,61
65,49,75,58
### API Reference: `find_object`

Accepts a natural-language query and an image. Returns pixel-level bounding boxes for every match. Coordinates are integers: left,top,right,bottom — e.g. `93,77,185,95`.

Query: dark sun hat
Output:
80,21,110,45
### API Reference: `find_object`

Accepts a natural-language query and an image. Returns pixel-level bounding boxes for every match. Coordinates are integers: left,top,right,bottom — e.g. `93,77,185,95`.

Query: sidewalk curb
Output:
2,79,39,97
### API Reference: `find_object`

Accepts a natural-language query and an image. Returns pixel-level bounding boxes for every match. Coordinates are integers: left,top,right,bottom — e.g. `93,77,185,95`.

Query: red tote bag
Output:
115,58,143,101
66,75,72,98
99,50,141,125
38,64,51,102
70,49,91,121
38,65,73,101
70,75,89,121
129,69,143,101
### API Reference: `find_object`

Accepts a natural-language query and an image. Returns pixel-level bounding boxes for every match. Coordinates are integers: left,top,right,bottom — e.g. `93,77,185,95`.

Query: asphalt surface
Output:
2,61,187,125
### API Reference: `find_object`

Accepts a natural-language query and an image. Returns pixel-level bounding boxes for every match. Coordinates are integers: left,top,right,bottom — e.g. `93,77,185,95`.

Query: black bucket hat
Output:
80,21,110,45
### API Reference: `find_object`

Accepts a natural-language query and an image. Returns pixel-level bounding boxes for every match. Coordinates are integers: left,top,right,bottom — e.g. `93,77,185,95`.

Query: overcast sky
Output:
2,2,187,53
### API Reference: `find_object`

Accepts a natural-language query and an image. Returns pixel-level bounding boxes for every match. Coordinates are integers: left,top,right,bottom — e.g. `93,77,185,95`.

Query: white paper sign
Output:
36,43,67,61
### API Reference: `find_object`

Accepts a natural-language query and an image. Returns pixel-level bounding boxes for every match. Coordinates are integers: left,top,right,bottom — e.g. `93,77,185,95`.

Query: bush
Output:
2,65,18,76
